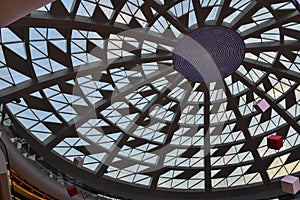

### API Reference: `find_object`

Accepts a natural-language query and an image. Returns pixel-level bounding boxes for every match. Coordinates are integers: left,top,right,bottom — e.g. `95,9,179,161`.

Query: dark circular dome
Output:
1,0,300,200
174,26,245,83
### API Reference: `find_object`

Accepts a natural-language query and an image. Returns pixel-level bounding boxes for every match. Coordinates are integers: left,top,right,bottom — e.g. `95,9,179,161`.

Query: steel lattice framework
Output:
1,0,300,199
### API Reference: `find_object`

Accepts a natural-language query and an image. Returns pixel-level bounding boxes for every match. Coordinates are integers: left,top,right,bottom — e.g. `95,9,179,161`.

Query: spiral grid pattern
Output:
174,26,245,83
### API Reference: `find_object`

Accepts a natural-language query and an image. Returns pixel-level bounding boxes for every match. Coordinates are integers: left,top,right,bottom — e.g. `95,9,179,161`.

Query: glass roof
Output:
1,0,300,199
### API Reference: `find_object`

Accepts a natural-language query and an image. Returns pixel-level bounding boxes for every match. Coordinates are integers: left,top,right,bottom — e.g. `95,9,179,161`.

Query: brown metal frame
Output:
1,0,300,199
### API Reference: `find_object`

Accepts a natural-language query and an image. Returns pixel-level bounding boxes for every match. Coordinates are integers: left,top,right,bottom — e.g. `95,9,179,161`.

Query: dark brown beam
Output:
215,0,232,26
203,85,211,191
241,10,300,39
10,12,178,47
146,0,189,35
246,41,300,52
242,58,300,82
192,0,203,27
230,1,262,30
24,26,38,82
69,0,81,19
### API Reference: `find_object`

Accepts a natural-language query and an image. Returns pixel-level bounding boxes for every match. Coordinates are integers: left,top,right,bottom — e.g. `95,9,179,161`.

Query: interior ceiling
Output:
0,0,300,199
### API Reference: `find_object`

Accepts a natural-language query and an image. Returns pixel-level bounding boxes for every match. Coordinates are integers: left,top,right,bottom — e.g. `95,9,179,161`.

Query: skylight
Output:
1,0,300,199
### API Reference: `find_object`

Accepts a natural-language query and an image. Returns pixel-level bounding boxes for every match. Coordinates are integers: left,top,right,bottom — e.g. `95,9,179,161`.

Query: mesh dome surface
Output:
1,0,300,199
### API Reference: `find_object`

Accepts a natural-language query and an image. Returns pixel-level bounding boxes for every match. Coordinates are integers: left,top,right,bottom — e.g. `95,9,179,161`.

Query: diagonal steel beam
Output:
241,10,300,39
246,41,300,52
242,58,300,82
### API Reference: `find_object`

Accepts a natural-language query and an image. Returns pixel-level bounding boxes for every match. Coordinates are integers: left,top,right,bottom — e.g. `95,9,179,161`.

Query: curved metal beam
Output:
242,58,300,82
10,12,178,47
241,10,300,39
0,53,173,103
246,41,300,52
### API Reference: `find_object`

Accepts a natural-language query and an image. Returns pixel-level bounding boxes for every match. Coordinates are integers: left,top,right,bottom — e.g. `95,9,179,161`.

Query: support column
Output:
0,133,12,200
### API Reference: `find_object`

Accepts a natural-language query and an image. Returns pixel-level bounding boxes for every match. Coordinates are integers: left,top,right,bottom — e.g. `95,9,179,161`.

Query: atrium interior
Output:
0,0,300,199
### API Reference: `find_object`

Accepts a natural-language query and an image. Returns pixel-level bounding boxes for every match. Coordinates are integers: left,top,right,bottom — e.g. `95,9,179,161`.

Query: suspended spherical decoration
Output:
173,26,245,83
